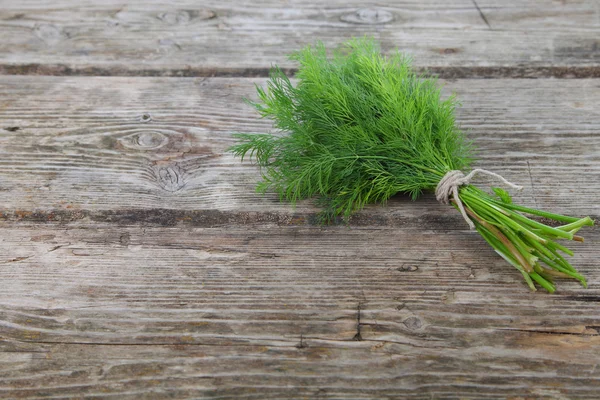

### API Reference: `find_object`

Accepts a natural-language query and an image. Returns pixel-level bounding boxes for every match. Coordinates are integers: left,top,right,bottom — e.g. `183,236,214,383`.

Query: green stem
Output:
460,204,534,273
488,200,582,224
461,191,548,244
455,183,591,293
529,272,556,293
557,217,594,232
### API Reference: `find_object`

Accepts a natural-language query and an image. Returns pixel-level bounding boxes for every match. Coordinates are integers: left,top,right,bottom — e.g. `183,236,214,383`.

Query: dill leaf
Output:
230,37,593,292
230,37,471,220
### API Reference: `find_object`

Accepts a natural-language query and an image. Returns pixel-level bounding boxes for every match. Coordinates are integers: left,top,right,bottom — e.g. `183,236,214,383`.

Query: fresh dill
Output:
230,37,593,293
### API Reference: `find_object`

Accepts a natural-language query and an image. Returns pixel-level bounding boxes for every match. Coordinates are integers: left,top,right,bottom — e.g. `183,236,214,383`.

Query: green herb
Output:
230,37,593,293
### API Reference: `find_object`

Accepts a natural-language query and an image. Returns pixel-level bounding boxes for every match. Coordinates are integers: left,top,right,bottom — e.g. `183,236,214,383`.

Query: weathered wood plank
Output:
0,1,599,77
1,224,599,399
0,76,599,222
0,76,599,398
2,2,599,398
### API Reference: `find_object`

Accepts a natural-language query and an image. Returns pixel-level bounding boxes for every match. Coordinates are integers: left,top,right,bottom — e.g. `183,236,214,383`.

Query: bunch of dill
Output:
230,37,593,293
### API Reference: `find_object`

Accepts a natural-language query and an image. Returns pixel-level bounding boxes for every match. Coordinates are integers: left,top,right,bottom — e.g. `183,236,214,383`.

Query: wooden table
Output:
1,1,599,398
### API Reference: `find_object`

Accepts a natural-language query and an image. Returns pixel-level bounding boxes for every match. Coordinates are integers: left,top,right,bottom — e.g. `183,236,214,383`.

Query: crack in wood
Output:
9,339,300,348
353,302,363,341
565,296,600,303
471,0,491,29
300,336,447,349
296,334,307,349
526,160,538,208
1,256,32,264
1,208,597,229
47,245,64,252
2,64,600,78
499,328,599,337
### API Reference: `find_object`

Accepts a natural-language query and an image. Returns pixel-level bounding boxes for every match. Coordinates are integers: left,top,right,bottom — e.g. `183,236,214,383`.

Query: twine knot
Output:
435,169,523,229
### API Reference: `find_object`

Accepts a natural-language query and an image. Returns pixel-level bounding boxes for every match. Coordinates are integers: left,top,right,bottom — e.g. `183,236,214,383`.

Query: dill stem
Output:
462,186,575,240
557,217,594,232
573,235,584,243
461,190,548,244
456,201,534,273
487,200,582,224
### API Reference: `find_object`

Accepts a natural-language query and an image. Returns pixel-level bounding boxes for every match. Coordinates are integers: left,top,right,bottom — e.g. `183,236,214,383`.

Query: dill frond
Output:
230,37,471,219
230,37,593,292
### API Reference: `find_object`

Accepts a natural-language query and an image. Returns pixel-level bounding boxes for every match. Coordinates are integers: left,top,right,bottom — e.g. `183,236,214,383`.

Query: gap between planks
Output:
2,64,600,79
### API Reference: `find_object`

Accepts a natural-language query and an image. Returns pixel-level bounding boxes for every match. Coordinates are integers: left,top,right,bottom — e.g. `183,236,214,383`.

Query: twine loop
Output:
435,169,523,229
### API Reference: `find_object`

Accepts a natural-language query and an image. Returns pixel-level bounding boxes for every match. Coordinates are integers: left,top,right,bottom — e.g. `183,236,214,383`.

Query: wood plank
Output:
3,2,599,398
0,76,599,221
1,1,599,77
1,223,599,398
1,75,599,397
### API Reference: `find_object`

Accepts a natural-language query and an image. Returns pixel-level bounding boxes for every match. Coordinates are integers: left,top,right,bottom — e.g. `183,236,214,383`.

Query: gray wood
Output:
1,0,599,77
0,75,599,398
1,76,599,217
2,2,600,395
1,224,599,399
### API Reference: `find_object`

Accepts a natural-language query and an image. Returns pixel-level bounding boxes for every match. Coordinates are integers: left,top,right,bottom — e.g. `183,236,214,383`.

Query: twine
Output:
435,169,523,229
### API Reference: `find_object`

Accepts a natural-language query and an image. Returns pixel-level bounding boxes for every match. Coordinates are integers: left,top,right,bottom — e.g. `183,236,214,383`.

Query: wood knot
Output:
119,233,131,246
7,13,25,21
340,8,393,25
33,23,68,45
156,164,185,192
139,113,153,123
119,130,168,150
398,264,418,272
403,316,422,331
438,48,461,55
158,9,216,24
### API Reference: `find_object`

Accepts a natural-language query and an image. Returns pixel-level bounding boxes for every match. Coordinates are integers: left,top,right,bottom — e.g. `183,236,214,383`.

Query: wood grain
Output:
1,224,599,399
1,0,599,77
0,76,599,219
0,75,599,398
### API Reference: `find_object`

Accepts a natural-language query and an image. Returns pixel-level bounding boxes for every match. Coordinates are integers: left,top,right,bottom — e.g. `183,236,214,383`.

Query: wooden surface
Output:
1,0,600,77
1,2,599,399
